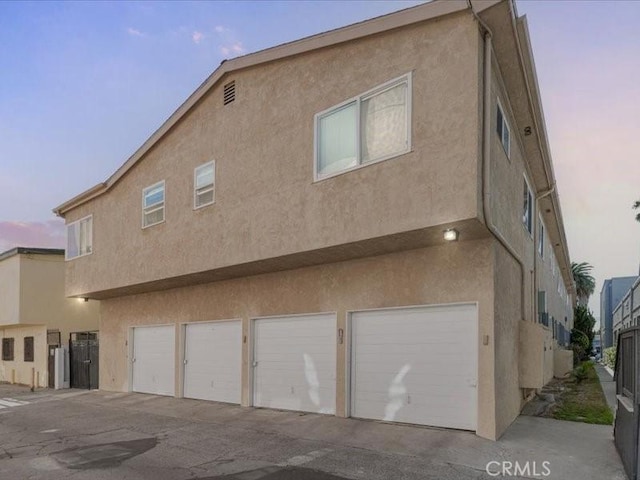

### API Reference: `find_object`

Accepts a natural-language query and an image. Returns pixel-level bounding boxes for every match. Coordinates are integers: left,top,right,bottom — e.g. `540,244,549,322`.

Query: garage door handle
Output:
132,358,136,363
252,361,258,367
184,359,188,365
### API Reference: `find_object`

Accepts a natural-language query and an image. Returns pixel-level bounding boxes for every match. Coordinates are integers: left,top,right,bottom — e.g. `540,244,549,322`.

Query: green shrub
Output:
603,347,616,369
571,343,586,367
573,363,590,384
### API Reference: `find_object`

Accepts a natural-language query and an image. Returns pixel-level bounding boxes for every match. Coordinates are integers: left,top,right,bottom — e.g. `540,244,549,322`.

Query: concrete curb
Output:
604,365,614,377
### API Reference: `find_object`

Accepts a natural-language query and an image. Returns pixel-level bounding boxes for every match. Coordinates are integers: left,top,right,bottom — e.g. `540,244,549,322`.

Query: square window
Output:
315,74,411,179
194,161,215,209
66,215,93,260
142,181,165,228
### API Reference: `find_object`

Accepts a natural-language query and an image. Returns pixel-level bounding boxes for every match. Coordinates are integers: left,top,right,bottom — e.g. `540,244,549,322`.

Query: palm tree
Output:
571,262,595,306
634,200,640,222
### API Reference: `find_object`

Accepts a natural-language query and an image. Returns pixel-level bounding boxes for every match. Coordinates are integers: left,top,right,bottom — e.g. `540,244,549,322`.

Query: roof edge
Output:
0,247,65,262
53,0,502,217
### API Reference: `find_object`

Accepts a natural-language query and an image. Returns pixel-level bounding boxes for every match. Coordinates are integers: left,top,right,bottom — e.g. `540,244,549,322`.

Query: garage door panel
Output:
351,304,477,431
253,314,336,415
184,321,241,404
132,325,175,397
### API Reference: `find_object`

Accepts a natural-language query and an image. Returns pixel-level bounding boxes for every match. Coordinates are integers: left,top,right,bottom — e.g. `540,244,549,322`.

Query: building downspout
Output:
479,29,527,323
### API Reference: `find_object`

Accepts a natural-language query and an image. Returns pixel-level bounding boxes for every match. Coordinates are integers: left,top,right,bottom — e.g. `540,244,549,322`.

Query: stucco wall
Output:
553,349,572,378
0,325,47,387
19,254,99,343
64,11,481,297
0,256,21,325
493,241,522,437
487,48,572,334
488,56,536,324
98,239,502,438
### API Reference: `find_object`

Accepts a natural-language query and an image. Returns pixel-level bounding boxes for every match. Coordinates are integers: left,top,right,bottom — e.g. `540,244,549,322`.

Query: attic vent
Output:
223,81,235,105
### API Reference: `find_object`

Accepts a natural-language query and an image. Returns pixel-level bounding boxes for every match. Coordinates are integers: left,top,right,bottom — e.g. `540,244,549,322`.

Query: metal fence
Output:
614,326,639,479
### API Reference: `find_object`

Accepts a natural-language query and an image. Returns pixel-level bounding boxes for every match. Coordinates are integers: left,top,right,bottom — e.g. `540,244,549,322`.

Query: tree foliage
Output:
571,262,595,305
634,200,640,223
570,305,596,357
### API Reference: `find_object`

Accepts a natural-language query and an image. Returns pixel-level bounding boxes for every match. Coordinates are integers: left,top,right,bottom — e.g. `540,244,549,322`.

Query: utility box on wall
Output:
54,347,70,389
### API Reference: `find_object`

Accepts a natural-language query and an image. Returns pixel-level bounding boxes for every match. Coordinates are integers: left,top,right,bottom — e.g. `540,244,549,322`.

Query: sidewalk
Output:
595,363,617,413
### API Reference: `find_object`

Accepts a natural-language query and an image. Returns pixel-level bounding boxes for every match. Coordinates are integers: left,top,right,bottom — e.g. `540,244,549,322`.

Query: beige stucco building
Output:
0,248,99,388
54,0,574,440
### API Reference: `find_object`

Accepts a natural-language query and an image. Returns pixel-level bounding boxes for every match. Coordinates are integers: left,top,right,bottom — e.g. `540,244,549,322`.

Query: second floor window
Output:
537,216,544,257
522,177,533,235
194,161,215,209
315,73,411,179
143,181,165,228
497,101,510,157
66,215,93,260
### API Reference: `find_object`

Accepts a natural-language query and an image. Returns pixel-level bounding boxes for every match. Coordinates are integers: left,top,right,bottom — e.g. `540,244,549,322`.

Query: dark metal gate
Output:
47,330,61,388
614,326,639,479
69,331,99,390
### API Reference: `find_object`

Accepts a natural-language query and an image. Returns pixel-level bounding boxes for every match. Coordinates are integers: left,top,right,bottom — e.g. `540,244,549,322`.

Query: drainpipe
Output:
478,28,526,323
533,185,556,333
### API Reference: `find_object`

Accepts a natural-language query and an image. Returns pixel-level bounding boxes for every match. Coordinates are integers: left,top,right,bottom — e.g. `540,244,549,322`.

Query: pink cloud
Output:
0,220,66,253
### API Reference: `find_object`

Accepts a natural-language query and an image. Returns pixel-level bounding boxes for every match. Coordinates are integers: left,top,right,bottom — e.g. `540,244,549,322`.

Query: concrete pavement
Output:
595,363,617,412
0,384,627,480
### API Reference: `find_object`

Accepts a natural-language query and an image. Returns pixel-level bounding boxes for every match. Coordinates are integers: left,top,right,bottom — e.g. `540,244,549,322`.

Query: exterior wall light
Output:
443,229,459,242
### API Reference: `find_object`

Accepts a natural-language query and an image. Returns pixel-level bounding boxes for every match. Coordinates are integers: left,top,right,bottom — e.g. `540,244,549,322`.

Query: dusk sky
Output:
1,1,638,317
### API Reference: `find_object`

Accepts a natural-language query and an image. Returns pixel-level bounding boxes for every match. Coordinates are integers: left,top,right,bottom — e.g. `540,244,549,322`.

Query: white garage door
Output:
253,313,336,414
132,325,175,396
184,320,242,404
350,304,477,430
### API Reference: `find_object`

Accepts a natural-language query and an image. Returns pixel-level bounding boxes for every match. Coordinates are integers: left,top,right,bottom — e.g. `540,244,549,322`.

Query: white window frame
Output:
313,72,412,182
497,99,511,158
193,161,215,210
522,175,533,236
65,214,93,261
142,180,166,229
537,215,545,258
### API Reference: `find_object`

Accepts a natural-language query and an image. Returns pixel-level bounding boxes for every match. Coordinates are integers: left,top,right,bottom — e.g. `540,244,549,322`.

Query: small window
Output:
194,161,215,209
24,337,34,362
537,216,544,257
522,177,533,235
497,101,510,157
142,181,165,228
315,73,411,179
66,215,93,260
2,338,14,361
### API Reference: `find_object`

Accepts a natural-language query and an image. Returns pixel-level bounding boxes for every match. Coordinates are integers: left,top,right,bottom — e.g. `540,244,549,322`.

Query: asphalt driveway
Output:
0,384,626,480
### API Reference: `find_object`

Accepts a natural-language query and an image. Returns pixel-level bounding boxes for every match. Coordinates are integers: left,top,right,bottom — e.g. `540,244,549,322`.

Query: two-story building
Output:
0,247,100,388
54,0,574,440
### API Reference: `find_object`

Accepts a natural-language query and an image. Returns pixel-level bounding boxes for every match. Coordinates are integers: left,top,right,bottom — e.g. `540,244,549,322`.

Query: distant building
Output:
601,276,638,349
612,276,640,346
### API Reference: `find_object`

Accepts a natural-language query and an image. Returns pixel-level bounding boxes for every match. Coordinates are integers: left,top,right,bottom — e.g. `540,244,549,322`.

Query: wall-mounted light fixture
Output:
443,228,459,242
77,297,89,303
